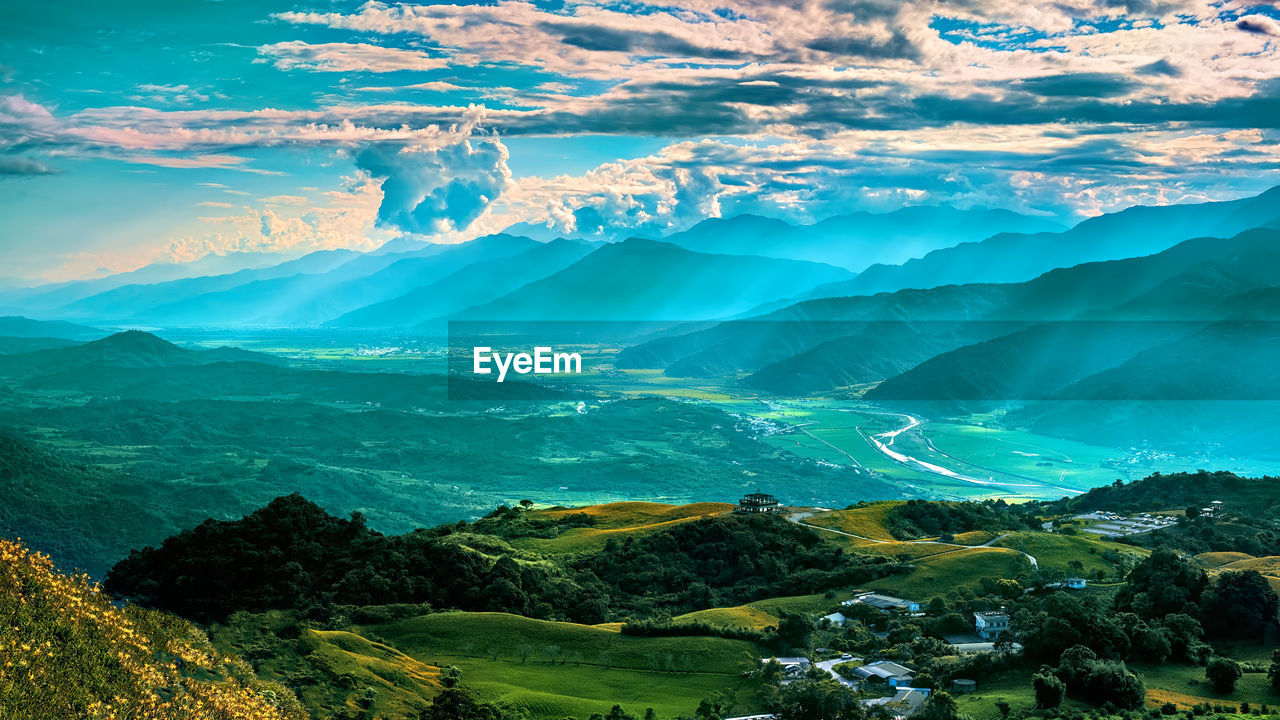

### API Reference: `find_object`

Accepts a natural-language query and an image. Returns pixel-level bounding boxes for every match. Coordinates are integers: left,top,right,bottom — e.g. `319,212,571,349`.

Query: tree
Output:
1201,571,1280,639
917,691,961,720
768,678,867,720
1268,650,1280,691
1186,506,1201,519
419,687,503,720
1033,671,1064,709
1206,657,1242,694
1115,548,1208,622
1079,661,1144,710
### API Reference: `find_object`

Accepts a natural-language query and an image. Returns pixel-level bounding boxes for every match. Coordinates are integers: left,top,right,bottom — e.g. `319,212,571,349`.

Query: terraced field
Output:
363,612,765,719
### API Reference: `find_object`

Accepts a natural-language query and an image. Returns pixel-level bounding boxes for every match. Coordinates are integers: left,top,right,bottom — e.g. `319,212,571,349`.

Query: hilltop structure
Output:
736,492,781,513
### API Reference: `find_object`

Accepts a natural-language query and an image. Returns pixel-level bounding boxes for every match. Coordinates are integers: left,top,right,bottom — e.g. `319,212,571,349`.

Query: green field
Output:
511,502,735,554
1137,663,1280,710
862,547,1032,600
993,532,1149,577
364,612,764,719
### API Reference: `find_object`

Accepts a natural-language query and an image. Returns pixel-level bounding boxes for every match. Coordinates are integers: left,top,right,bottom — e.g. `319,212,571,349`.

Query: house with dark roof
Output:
737,492,781,513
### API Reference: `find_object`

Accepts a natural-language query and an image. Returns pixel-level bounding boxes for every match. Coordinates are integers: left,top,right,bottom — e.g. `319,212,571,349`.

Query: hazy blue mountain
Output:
1007,311,1280,457
327,239,598,330
0,337,81,355
799,185,1280,299
0,330,284,378
451,238,855,322
862,228,1280,408
56,249,363,322
0,251,288,313
129,235,536,327
621,227,1280,394
0,316,106,340
663,207,1067,271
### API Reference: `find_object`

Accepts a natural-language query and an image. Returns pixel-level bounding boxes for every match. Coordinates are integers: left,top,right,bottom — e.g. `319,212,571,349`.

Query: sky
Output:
3,0,1280,282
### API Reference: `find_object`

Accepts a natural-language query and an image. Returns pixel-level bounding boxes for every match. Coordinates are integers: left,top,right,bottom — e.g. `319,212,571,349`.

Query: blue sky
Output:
3,0,1280,281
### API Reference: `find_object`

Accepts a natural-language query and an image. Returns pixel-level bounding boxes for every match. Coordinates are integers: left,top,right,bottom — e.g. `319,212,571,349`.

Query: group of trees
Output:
885,499,1038,540
1033,645,1144,711
105,495,904,626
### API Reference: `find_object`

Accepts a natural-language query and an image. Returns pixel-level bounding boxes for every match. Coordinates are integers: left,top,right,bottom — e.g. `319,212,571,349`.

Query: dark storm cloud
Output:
539,21,749,59
805,32,921,61
0,156,58,176
1013,72,1141,98
1136,59,1181,77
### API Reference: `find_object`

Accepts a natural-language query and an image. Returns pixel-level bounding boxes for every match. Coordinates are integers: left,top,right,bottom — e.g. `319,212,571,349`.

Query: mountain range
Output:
661,207,1066,271
5,187,1279,335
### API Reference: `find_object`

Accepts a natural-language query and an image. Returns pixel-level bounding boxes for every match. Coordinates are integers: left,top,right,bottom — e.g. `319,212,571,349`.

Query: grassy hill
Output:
0,538,305,720
363,612,764,719
993,532,1148,577
862,547,1032,600
802,502,904,541
511,502,735,554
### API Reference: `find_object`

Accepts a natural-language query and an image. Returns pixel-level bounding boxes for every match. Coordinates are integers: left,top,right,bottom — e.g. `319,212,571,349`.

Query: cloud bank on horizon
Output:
2,0,1280,281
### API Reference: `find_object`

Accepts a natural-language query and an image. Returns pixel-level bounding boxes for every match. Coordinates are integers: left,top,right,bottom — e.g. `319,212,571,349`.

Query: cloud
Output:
256,41,450,73
355,134,511,234
1236,14,1280,37
0,156,58,176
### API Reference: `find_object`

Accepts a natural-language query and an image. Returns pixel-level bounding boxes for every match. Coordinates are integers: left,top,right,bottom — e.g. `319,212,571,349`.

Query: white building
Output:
974,610,1010,640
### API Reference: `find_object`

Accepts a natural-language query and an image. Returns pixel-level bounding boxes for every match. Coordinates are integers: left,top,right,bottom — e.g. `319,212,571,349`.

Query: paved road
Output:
814,658,859,687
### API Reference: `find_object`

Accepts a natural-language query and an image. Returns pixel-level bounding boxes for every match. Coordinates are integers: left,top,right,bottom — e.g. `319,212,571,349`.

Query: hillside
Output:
663,207,1066,272
804,184,1280,298
0,315,104,340
620,227,1280,420
453,238,854,322
126,235,535,327
327,238,598,329
0,538,306,720
55,248,362,322
0,330,282,378
508,501,735,554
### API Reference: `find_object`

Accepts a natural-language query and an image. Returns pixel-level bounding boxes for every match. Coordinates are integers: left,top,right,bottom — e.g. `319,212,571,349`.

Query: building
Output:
1066,577,1087,589
952,679,977,694
737,492,781,513
822,611,849,626
865,687,930,719
853,660,916,687
844,592,921,614
767,657,810,679
974,610,1010,640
